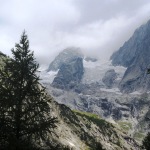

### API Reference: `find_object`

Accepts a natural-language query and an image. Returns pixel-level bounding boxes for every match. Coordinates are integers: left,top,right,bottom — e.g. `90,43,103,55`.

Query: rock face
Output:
110,20,150,93
46,84,150,145
48,95,140,150
102,69,117,88
0,51,140,150
47,47,83,71
52,57,84,89
38,19,150,146
110,20,150,67
48,84,142,121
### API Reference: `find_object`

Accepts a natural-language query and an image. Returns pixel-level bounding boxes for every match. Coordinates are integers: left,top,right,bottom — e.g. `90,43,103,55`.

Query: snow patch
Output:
130,91,142,95
82,60,126,84
39,70,59,84
100,88,122,94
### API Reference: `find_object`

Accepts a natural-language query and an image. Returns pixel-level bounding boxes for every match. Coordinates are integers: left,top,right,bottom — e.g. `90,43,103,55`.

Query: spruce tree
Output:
0,31,57,150
142,132,150,150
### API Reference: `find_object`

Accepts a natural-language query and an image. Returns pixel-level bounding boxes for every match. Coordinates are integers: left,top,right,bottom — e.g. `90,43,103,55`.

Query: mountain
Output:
46,47,84,90
0,51,140,149
52,57,84,89
102,69,117,88
39,19,150,148
46,95,140,150
110,20,150,67
110,20,150,93
40,47,150,145
46,47,126,87
47,47,83,72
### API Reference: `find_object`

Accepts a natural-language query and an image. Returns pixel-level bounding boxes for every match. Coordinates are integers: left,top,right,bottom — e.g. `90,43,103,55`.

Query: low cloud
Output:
0,0,150,64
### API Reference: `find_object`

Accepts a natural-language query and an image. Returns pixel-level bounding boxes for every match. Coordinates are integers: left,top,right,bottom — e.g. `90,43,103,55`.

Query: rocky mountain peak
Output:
52,57,84,89
47,47,83,72
110,19,150,67
110,19,150,93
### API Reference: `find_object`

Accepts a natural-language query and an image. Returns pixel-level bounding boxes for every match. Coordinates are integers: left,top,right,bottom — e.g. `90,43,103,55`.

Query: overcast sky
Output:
0,0,150,64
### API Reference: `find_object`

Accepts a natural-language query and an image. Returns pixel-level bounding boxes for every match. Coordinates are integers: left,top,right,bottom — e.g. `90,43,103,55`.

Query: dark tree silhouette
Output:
0,31,57,150
142,132,150,150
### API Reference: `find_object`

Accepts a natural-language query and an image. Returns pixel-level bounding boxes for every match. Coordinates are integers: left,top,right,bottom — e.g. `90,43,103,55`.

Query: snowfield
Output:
38,59,127,88
38,59,130,97
82,59,127,84
38,64,58,84
100,88,122,95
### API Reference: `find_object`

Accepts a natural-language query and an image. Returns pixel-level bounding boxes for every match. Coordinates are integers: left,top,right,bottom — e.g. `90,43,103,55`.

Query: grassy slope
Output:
72,110,139,150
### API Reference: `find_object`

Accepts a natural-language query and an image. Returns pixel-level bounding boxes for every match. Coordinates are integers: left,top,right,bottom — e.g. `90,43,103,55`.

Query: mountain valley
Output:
37,19,150,149
1,19,150,150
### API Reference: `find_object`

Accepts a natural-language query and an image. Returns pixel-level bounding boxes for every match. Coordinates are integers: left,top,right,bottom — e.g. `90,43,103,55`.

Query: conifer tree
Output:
142,132,150,150
0,31,57,150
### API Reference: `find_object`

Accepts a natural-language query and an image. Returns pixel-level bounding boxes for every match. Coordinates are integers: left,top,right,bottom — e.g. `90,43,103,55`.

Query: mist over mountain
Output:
1,1,150,149
1,18,150,148
0,49,141,150
111,19,150,93
47,47,83,72
34,18,150,149
1,0,150,65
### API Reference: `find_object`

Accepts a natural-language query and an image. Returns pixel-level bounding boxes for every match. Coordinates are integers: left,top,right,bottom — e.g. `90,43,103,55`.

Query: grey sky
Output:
0,0,150,64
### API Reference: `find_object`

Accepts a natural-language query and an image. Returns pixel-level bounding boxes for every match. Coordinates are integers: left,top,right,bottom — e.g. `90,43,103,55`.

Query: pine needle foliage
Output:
0,31,57,150
142,132,150,150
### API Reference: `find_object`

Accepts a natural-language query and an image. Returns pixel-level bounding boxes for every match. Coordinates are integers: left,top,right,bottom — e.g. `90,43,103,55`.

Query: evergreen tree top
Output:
0,31,58,150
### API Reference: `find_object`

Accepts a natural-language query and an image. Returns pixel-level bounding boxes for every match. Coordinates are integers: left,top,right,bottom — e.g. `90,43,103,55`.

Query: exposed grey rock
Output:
101,101,113,117
38,19,150,145
102,69,117,88
49,97,140,150
145,109,150,120
52,57,84,89
45,78,150,144
51,89,64,97
47,47,83,71
119,52,150,93
110,20,150,67
111,20,150,93
48,84,141,120
74,82,103,94
112,108,122,120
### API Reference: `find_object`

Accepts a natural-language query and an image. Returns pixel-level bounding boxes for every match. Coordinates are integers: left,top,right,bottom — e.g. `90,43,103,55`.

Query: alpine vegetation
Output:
0,31,58,150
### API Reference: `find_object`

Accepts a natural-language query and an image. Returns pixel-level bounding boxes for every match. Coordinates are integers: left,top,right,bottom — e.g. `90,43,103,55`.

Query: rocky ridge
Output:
0,50,140,150
46,84,150,145
40,20,150,147
111,20,150,93
39,44,150,146
47,94,140,150
47,47,83,72
52,57,84,89
110,20,150,67
102,69,118,88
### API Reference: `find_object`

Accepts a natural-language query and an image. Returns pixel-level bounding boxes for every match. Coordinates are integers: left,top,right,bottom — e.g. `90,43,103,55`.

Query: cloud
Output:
0,0,150,64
